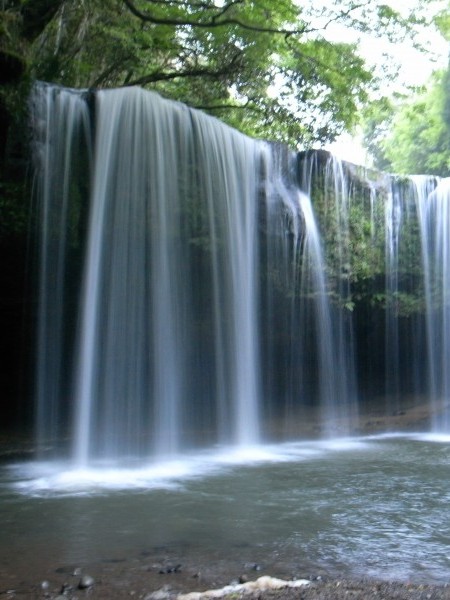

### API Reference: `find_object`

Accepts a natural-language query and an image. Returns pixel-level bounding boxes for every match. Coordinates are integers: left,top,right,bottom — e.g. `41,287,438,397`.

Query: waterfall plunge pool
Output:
2,434,450,594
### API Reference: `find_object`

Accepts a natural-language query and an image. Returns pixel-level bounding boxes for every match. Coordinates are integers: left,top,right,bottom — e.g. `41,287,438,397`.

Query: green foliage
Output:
362,68,450,176
2,0,429,149
361,96,397,172
359,1,450,176
303,156,428,317
1,0,446,284
434,4,450,41
310,163,386,300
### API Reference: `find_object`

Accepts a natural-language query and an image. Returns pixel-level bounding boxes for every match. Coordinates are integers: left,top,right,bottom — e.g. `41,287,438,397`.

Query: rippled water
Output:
2,434,450,588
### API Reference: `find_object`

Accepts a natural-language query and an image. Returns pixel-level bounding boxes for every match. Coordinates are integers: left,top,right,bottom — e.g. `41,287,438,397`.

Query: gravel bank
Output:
4,572,450,600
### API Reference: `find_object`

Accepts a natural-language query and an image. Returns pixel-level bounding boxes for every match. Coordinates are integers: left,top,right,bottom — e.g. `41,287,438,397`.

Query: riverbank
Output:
2,533,450,599
6,571,450,599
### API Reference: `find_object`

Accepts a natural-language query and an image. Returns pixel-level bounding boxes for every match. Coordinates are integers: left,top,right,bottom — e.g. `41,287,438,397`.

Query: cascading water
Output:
33,84,267,464
32,85,92,453
365,172,450,430
14,80,450,597
32,82,450,469
261,146,352,437
32,83,359,465
70,86,265,463
297,152,450,434
384,180,402,408
414,176,450,431
297,152,358,435
383,176,426,413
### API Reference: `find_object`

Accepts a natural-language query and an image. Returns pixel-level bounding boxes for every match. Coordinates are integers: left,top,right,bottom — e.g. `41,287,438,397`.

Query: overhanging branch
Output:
122,0,307,36
124,63,239,87
122,0,374,38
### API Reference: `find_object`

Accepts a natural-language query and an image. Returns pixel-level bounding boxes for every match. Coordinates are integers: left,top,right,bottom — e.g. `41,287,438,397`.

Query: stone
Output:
145,585,171,600
78,574,95,589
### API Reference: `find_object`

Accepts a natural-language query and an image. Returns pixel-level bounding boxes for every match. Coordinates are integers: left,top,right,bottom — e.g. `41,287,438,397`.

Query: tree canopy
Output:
0,0,441,148
361,62,450,176
361,3,450,176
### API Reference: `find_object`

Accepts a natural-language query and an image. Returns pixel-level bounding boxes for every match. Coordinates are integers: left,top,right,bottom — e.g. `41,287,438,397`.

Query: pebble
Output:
40,580,50,590
78,574,95,589
60,582,73,593
159,564,182,574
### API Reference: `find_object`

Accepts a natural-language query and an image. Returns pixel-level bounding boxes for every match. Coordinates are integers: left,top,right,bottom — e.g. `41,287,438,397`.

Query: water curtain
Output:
32,83,450,465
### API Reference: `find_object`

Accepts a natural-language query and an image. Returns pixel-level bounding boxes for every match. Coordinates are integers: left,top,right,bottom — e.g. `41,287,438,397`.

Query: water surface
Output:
2,435,450,589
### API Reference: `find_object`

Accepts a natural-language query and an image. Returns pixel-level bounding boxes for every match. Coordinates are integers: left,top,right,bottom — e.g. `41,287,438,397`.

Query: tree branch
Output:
122,0,307,36
318,4,366,33
194,101,261,113
138,0,224,9
123,0,375,38
124,62,240,87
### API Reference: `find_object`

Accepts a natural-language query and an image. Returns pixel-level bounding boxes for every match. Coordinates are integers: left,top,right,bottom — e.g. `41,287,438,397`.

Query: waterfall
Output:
32,82,450,466
33,83,359,464
297,152,358,435
384,178,404,411
296,153,450,433
414,177,450,431
31,84,92,452
367,173,450,429
33,84,268,464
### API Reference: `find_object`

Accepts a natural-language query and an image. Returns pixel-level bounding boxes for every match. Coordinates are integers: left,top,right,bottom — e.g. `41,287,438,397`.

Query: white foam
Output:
9,455,224,497
311,437,370,451
4,434,427,497
409,432,450,444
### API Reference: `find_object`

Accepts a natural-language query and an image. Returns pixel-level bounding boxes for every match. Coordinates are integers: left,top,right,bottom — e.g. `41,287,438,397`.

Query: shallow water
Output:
2,434,450,589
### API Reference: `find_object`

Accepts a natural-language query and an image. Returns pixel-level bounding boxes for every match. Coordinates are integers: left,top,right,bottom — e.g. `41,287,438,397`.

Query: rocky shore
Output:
258,579,450,600
2,544,450,599
5,572,450,600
